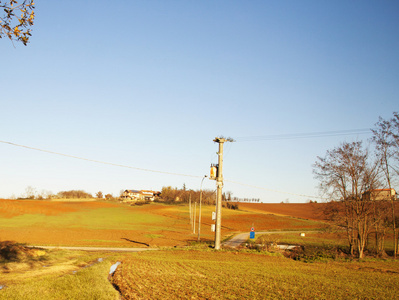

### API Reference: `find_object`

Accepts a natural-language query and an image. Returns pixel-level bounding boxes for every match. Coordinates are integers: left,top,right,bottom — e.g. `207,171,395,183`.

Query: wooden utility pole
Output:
213,136,234,250
193,201,196,234
189,194,192,231
197,175,207,242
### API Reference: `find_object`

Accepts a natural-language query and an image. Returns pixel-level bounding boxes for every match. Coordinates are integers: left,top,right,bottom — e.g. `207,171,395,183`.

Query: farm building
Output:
121,190,160,202
363,188,397,201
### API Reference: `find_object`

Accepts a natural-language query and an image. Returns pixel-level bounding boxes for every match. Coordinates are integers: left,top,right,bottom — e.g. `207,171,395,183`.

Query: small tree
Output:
96,191,103,199
24,185,36,199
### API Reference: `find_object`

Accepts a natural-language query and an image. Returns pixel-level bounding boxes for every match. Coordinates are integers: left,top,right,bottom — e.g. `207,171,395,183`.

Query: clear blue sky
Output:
1,1,398,202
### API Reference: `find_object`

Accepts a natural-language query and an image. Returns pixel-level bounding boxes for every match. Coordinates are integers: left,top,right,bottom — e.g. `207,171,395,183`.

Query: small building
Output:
121,189,160,202
121,190,142,201
363,188,397,201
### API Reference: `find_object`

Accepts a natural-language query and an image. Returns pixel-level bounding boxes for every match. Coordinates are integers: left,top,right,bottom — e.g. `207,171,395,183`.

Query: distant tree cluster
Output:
14,187,118,201
159,185,260,208
160,186,216,205
314,112,399,258
230,197,260,203
56,190,93,199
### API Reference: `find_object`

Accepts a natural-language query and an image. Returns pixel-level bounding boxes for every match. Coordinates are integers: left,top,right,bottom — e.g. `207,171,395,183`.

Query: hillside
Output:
237,202,326,221
0,200,324,248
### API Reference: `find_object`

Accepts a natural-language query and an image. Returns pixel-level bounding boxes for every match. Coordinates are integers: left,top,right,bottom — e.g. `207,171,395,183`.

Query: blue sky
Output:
1,1,398,202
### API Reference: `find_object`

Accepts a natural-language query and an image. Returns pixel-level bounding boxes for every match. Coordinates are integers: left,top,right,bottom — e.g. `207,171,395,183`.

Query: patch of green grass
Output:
0,207,168,231
256,232,346,248
0,249,123,300
145,234,164,239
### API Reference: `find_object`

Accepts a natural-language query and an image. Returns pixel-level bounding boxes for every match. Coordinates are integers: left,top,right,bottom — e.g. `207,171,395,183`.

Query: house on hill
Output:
121,190,160,202
362,188,397,201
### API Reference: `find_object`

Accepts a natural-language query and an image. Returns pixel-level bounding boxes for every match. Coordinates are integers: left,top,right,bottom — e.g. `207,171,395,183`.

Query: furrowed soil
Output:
237,202,327,220
0,200,324,248
111,249,399,300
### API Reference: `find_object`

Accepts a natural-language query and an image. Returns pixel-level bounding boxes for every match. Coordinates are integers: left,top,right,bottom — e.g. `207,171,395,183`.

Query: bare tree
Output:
372,113,399,256
391,112,399,169
0,0,35,45
24,185,36,199
314,141,380,258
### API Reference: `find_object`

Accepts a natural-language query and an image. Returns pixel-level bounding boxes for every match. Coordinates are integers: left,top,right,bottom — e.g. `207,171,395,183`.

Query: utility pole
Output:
197,175,207,242
213,136,234,250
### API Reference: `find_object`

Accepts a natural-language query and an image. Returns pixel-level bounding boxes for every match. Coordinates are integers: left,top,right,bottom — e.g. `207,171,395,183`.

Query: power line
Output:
236,128,372,142
0,140,202,179
0,140,327,200
225,179,327,200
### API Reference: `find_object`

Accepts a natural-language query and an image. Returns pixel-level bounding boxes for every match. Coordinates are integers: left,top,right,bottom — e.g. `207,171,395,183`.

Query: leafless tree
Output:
24,185,36,199
314,141,380,258
372,112,399,256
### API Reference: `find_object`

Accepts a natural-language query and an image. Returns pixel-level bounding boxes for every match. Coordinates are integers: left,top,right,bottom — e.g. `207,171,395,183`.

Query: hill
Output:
237,202,326,221
0,200,324,248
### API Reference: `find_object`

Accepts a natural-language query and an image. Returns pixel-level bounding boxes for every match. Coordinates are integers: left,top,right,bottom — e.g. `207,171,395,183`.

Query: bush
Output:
0,241,42,262
283,245,347,262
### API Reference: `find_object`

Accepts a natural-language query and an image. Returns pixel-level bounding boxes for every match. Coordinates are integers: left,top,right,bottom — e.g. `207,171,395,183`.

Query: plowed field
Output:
111,250,399,300
0,200,323,247
237,202,327,220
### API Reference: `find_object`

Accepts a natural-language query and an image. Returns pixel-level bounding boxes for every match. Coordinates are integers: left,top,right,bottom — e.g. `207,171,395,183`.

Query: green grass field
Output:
0,206,168,231
0,248,121,300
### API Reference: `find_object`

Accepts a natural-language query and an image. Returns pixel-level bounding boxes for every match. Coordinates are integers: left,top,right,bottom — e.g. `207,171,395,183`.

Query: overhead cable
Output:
0,140,202,178
224,179,328,200
1,140,328,200
236,128,371,142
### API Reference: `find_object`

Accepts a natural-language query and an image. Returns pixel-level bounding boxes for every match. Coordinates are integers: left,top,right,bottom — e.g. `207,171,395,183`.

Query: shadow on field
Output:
121,238,150,247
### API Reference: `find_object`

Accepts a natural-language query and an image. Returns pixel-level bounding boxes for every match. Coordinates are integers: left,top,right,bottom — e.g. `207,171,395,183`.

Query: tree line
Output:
314,112,399,258
15,187,115,200
160,186,217,205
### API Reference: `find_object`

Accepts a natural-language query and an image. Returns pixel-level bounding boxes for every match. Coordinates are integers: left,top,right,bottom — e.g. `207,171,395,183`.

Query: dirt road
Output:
30,246,158,252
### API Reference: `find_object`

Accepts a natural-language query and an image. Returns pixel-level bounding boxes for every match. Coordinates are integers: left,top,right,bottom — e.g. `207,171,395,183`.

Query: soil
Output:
237,202,327,220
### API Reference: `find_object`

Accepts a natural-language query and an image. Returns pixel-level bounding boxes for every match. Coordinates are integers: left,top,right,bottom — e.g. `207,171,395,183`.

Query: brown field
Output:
0,200,324,248
0,199,111,217
237,202,327,221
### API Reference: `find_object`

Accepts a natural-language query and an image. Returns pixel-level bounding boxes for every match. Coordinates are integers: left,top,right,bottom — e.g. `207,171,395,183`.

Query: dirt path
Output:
30,246,158,252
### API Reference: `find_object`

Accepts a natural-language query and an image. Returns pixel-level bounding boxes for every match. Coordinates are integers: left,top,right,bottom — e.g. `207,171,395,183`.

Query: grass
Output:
0,247,122,300
254,231,398,255
0,207,168,231
111,249,399,299
256,231,346,247
2,246,399,299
